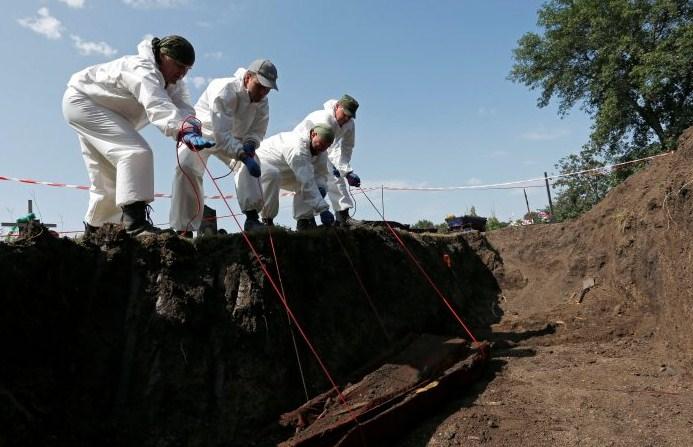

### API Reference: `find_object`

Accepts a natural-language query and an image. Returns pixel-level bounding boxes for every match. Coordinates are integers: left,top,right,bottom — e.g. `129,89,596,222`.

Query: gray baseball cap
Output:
248,59,278,90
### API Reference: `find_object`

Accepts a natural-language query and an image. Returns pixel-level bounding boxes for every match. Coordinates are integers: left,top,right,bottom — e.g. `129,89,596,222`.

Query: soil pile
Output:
399,126,693,446
488,126,693,364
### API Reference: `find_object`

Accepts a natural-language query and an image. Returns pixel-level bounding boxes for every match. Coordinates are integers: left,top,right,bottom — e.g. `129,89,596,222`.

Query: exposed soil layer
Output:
0,222,500,446
3,127,693,446
399,127,693,446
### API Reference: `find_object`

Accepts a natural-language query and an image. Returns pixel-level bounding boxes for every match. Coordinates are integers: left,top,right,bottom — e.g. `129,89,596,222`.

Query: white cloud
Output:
466,177,483,186
190,76,209,89
477,106,497,116
122,0,189,8
58,0,86,8
17,8,64,40
521,128,570,141
71,35,118,57
204,51,223,60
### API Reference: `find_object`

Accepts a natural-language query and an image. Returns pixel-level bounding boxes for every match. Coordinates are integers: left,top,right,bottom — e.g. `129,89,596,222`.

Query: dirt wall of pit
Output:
0,227,501,446
488,126,693,367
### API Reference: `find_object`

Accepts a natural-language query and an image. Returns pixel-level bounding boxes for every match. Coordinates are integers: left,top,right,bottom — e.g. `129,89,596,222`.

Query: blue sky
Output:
2,0,593,234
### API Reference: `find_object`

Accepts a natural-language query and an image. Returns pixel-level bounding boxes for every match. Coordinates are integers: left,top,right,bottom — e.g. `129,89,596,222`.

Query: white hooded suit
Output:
293,99,356,212
237,129,329,220
62,39,195,226
169,68,269,231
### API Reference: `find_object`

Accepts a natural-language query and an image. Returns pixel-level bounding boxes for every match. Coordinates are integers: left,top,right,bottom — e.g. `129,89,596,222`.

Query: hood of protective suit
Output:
136,39,156,63
323,99,338,114
233,67,247,79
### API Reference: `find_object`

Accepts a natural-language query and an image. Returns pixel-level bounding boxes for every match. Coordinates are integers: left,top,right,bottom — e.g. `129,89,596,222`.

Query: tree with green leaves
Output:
511,0,692,219
486,215,509,231
412,219,435,229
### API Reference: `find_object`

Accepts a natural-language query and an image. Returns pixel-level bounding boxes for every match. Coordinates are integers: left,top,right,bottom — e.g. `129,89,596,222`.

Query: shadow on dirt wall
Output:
1,224,505,446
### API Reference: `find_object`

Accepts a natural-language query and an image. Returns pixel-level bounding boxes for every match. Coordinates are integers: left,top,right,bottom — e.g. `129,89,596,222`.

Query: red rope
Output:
356,187,479,343
267,229,311,402
331,228,391,341
175,116,205,232
192,148,352,409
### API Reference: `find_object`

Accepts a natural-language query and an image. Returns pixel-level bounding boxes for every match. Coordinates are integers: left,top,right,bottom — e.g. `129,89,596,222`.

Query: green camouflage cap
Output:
338,94,359,118
312,124,335,145
157,35,195,66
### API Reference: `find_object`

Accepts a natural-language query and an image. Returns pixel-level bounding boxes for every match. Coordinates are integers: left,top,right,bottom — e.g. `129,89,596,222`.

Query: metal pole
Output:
544,172,554,219
28,200,33,214
381,185,385,219
523,188,531,217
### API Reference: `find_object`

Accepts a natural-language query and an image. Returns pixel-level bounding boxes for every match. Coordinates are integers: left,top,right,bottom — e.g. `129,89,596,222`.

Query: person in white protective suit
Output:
237,124,336,231
293,94,361,226
62,35,214,236
169,59,279,235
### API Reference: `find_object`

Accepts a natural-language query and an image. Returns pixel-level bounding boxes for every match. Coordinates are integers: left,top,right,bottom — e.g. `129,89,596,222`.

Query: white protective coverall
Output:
62,39,195,226
240,130,329,220
293,99,356,212
169,68,269,231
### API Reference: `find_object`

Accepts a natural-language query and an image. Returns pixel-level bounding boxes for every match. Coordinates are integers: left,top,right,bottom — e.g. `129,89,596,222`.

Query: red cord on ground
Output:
356,187,479,344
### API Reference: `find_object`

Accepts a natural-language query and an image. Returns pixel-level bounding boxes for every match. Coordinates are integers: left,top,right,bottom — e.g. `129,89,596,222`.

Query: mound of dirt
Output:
489,126,693,365
398,127,693,446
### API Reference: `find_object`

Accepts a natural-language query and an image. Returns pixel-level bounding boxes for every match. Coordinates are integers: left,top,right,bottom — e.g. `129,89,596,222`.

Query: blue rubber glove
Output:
182,133,215,151
318,187,327,198
346,172,361,187
242,141,257,157
332,166,340,178
241,156,261,178
320,210,335,226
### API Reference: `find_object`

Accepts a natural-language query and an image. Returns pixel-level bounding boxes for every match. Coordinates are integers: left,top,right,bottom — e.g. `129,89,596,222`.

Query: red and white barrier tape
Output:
0,175,292,199
0,151,672,197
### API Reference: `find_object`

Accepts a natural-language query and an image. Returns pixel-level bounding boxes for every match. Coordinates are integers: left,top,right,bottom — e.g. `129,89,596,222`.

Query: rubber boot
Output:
336,209,363,227
122,201,161,236
261,217,274,226
83,221,99,237
296,217,317,231
243,210,265,232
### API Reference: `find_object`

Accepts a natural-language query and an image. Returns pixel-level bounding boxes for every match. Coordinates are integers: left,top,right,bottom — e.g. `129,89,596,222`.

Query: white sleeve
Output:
245,100,269,147
285,139,329,213
315,152,329,190
170,81,196,119
328,125,355,175
121,65,187,139
210,84,243,158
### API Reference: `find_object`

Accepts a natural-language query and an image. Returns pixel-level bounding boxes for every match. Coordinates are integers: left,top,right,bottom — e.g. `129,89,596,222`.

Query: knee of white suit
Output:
328,175,353,211
235,165,264,212
114,149,154,206
257,164,281,218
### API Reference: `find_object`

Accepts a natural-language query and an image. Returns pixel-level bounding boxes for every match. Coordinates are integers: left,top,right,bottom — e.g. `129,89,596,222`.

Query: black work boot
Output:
336,209,363,227
178,230,193,239
296,217,317,231
261,217,274,226
243,210,265,232
121,201,161,236
83,221,99,236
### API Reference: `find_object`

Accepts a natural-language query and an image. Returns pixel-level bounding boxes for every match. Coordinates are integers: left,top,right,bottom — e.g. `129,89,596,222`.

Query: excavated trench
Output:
0,224,503,446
